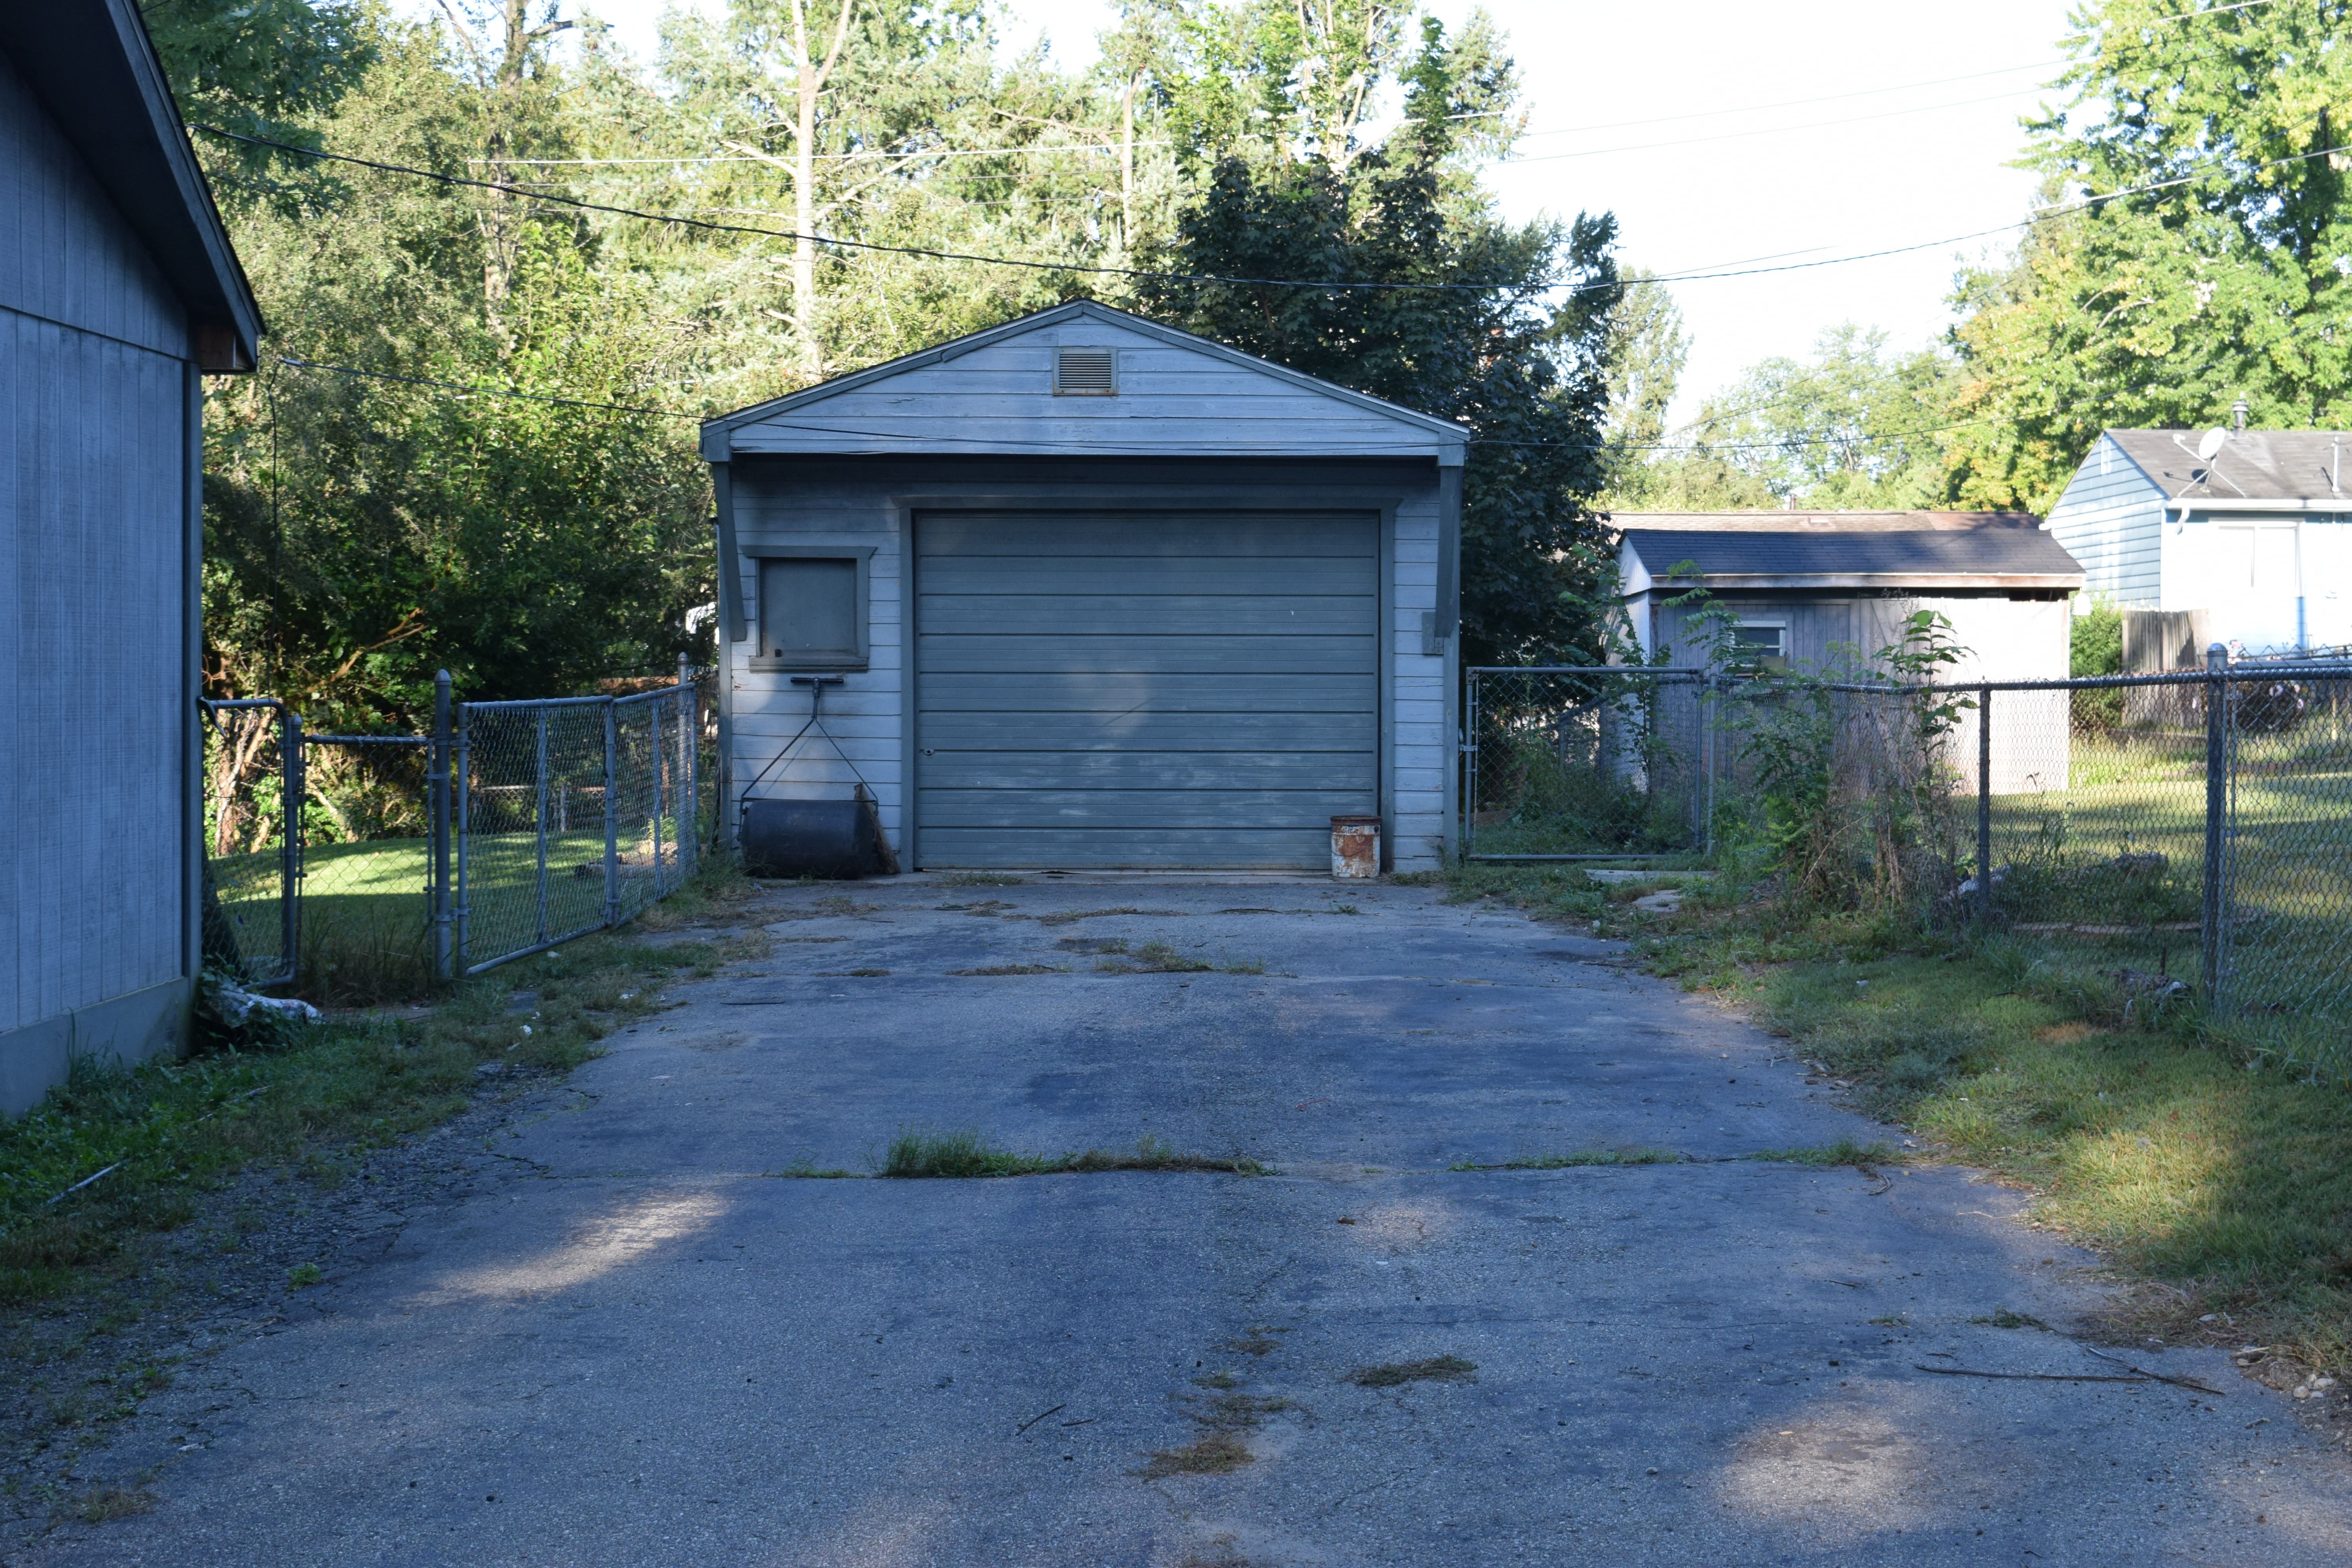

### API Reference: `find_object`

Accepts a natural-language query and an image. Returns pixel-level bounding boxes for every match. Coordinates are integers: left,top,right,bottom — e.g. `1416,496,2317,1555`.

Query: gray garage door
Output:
915,511,1379,868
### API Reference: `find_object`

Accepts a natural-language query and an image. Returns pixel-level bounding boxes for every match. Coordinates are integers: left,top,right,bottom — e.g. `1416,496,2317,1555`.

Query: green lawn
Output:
211,825,693,1001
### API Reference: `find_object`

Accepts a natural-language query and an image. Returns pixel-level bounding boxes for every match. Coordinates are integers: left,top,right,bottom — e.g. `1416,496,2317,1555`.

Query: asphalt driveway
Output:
26,879,2352,1566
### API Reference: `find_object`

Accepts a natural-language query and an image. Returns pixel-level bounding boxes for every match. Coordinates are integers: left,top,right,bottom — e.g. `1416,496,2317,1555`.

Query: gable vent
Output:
1054,346,1116,395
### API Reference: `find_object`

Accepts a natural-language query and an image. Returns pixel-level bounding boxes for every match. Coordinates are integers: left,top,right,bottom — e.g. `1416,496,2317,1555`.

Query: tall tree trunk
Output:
787,0,857,383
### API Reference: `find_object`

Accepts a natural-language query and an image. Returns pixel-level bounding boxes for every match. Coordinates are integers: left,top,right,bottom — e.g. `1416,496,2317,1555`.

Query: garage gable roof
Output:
703,301,1469,464
0,0,261,365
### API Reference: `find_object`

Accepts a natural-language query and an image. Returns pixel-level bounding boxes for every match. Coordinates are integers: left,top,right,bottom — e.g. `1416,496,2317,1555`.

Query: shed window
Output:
758,557,862,667
1054,346,1116,395
1732,622,1788,670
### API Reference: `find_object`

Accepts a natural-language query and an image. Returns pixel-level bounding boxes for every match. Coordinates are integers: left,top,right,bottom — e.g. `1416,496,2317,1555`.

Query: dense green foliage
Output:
1139,20,1623,664
157,0,1628,719
1944,0,2352,510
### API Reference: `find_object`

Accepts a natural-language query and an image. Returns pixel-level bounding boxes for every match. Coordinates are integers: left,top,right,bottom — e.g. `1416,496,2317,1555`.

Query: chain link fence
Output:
200,665,703,1004
1463,668,1711,860
456,682,698,975
1467,656,2352,1080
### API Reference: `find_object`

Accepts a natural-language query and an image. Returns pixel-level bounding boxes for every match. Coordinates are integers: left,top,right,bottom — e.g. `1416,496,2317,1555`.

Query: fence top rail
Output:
461,681,691,715
1469,666,1708,680
1530,663,2352,697
201,697,284,713
307,733,432,746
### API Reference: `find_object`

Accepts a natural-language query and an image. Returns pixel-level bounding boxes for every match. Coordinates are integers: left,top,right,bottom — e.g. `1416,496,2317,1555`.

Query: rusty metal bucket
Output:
1330,814,1380,879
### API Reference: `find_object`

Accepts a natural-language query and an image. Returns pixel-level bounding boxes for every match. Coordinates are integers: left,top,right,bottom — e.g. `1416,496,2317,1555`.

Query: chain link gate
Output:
199,663,703,996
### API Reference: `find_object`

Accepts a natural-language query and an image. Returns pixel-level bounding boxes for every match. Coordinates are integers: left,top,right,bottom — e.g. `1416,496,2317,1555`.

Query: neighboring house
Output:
701,300,1466,872
1613,511,2085,791
2045,427,2352,664
2,2,261,1112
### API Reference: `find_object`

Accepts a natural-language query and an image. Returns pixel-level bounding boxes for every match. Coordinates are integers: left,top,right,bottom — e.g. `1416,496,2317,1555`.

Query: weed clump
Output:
1450,1148,1680,1171
1747,1139,1902,1170
1135,1432,1253,1478
1348,1355,1477,1387
880,1128,1266,1179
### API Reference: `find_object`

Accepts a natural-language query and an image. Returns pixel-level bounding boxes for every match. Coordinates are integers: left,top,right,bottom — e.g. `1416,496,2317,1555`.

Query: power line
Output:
272,352,1995,458
197,122,2352,304
471,142,1172,165
194,125,1564,297
1510,63,2062,146
1499,88,2050,167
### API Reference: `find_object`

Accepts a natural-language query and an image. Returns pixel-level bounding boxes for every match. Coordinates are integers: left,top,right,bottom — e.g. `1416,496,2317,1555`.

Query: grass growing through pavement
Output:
1448,1149,1681,1171
1748,1139,1903,1169
1446,862,2352,1373
877,1128,1269,1179
1348,1355,1478,1387
0,864,763,1307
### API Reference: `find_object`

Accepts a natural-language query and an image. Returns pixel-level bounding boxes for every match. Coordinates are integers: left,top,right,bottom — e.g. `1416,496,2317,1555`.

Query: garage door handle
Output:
919,749,935,756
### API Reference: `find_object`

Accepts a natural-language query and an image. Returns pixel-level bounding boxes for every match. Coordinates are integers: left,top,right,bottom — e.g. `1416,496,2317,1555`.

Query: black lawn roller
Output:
739,796,892,880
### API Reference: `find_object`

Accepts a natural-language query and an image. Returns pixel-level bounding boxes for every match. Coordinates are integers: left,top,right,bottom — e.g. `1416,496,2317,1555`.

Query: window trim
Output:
744,544,875,671
1731,619,1789,670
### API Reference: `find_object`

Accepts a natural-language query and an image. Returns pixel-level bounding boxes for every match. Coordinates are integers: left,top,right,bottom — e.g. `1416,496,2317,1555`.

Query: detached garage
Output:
702,301,1466,872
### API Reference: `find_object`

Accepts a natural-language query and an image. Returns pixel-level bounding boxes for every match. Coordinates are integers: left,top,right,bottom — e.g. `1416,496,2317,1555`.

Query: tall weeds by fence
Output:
1468,634,2352,1083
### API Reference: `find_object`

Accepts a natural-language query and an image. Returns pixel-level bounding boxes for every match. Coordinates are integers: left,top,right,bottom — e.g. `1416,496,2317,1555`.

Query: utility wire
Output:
270,353,2000,457
193,123,2352,301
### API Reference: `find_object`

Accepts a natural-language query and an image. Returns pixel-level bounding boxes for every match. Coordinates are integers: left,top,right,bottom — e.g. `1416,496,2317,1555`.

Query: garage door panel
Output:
918,789,1374,829
922,673,1374,712
917,828,1334,869
918,633,1374,675
919,595,1377,636
916,510,1377,869
919,557,1379,595
921,514,1377,559
919,711,1373,751
922,752,1377,790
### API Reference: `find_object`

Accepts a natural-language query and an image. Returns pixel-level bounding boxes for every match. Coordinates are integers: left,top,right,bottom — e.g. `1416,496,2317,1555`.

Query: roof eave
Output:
1637,573,2085,592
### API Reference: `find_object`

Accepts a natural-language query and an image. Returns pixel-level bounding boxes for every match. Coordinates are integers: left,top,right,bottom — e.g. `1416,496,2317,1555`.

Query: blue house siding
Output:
2045,435,2165,606
0,5,258,1115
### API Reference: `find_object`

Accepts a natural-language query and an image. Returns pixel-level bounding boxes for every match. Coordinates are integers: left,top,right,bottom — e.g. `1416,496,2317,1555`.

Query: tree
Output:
1942,0,2352,510
140,0,374,178
1137,13,1623,665
1595,270,1687,506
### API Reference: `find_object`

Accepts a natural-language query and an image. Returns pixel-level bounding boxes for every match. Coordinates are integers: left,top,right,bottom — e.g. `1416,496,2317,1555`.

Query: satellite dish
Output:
2198,428,2229,462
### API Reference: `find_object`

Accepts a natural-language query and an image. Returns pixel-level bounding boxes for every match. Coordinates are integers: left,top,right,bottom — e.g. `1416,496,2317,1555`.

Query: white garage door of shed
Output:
915,511,1379,868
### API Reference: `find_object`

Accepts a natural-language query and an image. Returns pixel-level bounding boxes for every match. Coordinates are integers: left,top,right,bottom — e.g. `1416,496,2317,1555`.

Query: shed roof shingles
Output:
1622,528,2084,583
2105,429,2352,503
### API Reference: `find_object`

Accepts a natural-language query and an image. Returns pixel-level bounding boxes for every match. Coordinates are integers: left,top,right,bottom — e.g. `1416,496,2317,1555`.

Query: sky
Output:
544,0,2083,422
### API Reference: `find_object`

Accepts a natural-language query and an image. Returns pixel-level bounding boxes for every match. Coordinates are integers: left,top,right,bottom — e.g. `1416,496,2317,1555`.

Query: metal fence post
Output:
430,670,452,983
282,705,303,980
680,653,697,873
454,703,471,975
2201,642,2229,1005
602,698,620,930
1977,682,1994,921
1462,669,1479,860
534,708,550,946
654,694,670,892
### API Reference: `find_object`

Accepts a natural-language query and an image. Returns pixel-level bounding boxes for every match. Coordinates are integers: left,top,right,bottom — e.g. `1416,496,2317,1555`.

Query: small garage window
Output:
1732,621,1788,671
748,546,873,670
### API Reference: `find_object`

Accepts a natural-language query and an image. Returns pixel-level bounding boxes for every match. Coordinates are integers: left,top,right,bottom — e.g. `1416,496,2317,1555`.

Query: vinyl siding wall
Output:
726,457,1452,870
2046,435,2165,606
0,49,194,1100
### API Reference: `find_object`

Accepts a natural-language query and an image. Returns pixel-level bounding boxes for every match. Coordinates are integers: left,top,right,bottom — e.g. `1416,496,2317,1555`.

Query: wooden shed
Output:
1614,511,2085,793
1,1,260,1112
702,301,1466,873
